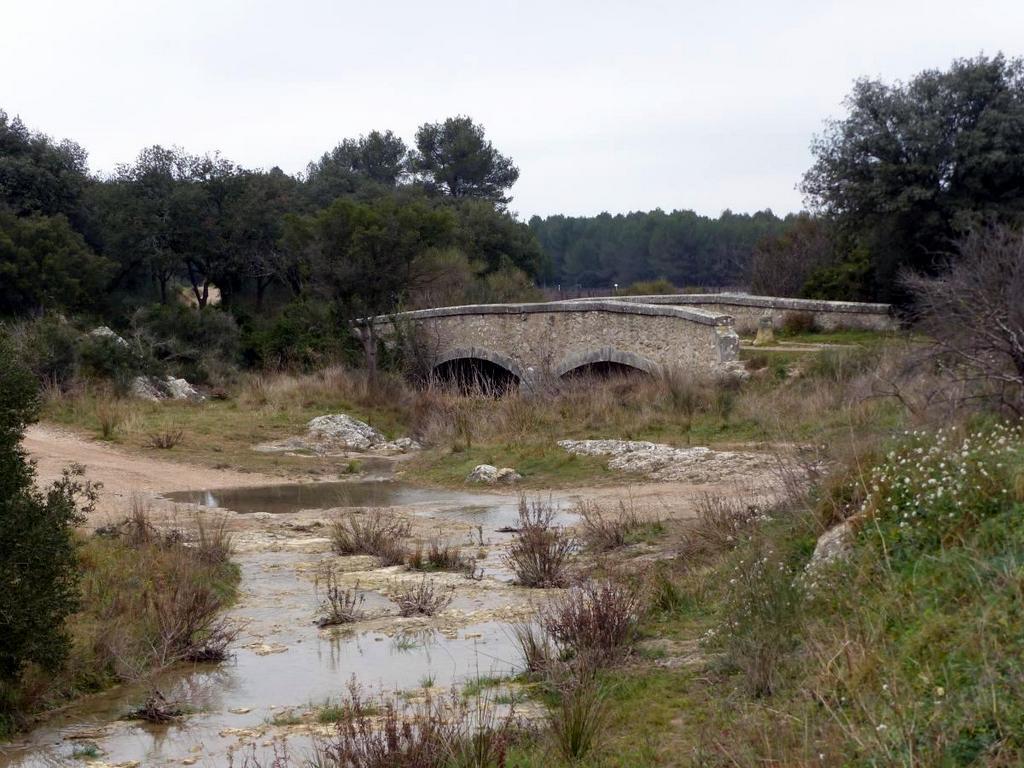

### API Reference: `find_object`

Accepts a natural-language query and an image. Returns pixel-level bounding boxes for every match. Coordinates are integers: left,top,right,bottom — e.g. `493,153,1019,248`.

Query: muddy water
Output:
0,483,574,768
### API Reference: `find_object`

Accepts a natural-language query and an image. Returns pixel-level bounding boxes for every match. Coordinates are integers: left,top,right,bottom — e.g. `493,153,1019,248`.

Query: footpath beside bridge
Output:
368,294,893,390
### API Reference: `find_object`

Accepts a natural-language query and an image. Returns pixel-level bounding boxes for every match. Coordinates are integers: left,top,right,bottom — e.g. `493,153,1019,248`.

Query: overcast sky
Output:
2,0,1022,219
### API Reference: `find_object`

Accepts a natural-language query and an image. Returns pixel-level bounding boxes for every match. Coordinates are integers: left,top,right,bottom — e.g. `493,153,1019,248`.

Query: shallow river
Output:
0,482,574,767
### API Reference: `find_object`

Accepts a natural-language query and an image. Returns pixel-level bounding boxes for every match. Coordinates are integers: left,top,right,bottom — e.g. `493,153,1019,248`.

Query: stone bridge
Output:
571,293,895,333
371,300,740,389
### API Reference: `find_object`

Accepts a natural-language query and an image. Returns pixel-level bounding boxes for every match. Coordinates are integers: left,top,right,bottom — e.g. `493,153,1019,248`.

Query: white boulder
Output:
307,414,386,451
89,326,128,346
467,464,499,483
164,376,205,402
466,464,521,484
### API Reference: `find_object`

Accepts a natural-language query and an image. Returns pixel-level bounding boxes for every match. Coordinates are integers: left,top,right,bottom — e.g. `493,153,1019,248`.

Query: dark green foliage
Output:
0,340,92,730
803,54,1024,302
304,130,408,206
132,304,240,383
411,116,520,204
241,300,354,370
0,210,113,316
0,109,90,221
6,315,80,387
800,246,874,301
452,199,544,278
530,208,788,289
75,333,148,389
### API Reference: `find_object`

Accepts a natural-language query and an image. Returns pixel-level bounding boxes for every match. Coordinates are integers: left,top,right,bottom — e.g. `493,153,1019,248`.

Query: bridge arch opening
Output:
555,348,659,381
560,360,650,380
431,356,520,395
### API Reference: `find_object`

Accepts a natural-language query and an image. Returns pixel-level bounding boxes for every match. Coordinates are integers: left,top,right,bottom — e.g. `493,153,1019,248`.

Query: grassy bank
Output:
41,331,918,488
502,420,1024,766
0,505,239,737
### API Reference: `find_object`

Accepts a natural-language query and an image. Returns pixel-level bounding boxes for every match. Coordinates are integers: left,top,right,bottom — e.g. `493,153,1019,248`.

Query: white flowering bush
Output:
704,545,803,697
858,422,1022,560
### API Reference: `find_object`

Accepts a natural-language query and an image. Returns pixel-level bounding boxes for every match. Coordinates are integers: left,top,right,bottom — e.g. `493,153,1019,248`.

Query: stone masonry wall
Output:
376,301,739,384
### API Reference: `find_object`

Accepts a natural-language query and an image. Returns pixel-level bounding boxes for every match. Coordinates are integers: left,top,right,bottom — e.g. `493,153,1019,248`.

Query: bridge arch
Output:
431,346,524,393
555,347,659,379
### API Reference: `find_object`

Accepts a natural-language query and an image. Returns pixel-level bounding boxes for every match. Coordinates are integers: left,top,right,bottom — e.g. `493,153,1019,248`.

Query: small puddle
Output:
164,480,576,531
1,483,575,767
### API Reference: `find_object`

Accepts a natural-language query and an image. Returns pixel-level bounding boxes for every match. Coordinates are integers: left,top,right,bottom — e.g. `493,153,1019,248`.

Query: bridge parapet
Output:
568,293,895,333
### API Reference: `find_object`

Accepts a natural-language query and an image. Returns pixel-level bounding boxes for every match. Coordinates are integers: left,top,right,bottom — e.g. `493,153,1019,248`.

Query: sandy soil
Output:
24,424,283,520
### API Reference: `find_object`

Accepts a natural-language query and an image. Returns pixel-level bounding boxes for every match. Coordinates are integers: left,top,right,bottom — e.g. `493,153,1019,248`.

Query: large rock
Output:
466,464,521,484
254,414,420,456
557,439,774,483
129,375,205,402
131,376,164,401
495,467,523,484
89,326,128,346
467,464,499,483
307,414,386,450
807,520,856,570
163,376,205,402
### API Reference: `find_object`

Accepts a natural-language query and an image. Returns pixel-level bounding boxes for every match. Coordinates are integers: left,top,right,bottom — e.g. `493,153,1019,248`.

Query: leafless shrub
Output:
145,429,184,449
540,579,641,666
681,493,770,558
503,499,575,587
183,619,238,662
148,553,235,667
124,493,158,547
124,690,184,723
393,577,454,617
576,498,653,551
316,564,366,627
903,224,1024,415
331,509,411,566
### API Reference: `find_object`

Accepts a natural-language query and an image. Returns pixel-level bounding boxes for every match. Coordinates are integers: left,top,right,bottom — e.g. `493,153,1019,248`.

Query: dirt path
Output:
24,424,283,519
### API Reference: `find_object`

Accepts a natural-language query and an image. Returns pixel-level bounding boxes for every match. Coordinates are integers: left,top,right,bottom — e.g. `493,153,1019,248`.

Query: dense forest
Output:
530,208,789,289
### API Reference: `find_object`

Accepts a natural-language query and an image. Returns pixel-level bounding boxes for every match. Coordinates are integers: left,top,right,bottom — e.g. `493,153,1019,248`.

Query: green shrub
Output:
76,333,148,390
3,315,80,387
0,340,95,735
240,300,353,371
132,304,239,383
705,542,804,697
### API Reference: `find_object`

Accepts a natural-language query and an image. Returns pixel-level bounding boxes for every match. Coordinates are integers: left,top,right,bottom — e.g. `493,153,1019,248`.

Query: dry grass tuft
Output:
331,510,411,566
407,538,473,574
145,429,183,449
576,498,657,551
681,492,771,558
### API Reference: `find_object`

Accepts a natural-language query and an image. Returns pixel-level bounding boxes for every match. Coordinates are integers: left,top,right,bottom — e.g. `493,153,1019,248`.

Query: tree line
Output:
4,51,1023,342
529,208,789,289
0,114,542,322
